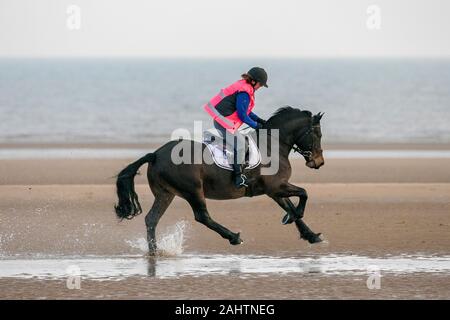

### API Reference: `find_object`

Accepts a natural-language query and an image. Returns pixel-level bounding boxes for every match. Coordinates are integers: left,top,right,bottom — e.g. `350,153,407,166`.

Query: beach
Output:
0,143,449,299
1,1,450,303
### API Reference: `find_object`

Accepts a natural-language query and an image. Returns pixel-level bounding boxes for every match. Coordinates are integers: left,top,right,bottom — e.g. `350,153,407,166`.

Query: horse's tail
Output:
114,153,155,220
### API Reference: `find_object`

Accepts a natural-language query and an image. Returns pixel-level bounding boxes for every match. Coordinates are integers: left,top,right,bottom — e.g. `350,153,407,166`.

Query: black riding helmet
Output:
247,67,268,88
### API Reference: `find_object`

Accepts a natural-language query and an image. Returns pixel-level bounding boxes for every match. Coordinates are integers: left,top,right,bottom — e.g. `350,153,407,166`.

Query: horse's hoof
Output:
301,232,322,244
148,242,158,256
281,213,294,225
229,232,243,245
308,233,323,244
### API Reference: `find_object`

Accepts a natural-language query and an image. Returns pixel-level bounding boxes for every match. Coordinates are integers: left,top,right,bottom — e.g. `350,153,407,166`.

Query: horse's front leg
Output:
274,182,308,224
270,196,322,244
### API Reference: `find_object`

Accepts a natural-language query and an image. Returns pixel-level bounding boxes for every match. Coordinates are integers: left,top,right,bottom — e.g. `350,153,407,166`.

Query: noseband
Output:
259,123,320,161
292,125,321,160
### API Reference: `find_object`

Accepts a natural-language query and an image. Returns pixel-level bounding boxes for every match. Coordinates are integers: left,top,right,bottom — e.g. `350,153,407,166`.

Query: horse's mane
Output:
268,106,312,122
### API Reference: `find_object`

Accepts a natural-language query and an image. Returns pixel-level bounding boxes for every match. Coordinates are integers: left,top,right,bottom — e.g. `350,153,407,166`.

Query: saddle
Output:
202,129,261,171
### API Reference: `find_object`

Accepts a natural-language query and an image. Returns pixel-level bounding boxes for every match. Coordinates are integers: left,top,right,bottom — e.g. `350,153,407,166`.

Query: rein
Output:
262,124,320,160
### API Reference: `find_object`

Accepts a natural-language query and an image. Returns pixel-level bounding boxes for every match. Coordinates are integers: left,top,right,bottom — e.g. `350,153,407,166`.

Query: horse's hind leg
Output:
145,190,175,255
186,193,243,245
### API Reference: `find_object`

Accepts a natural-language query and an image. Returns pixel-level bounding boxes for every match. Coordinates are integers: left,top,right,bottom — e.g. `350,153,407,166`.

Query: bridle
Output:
262,124,321,161
291,125,321,160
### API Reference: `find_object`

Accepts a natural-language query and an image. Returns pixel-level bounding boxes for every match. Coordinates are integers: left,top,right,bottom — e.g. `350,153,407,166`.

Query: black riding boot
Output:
232,163,248,189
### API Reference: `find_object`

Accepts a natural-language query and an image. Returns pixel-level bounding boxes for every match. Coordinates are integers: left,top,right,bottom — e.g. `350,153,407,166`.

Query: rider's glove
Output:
256,119,267,131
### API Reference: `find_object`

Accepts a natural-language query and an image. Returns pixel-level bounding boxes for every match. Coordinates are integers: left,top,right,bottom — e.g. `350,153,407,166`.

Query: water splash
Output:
125,220,189,256
156,220,189,256
125,237,148,253
0,233,15,257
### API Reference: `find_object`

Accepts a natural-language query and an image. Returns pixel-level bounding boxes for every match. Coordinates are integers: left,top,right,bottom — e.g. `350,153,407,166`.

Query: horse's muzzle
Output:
306,157,324,169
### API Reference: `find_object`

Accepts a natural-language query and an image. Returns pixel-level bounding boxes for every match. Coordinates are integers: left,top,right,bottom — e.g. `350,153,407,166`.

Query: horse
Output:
114,106,325,255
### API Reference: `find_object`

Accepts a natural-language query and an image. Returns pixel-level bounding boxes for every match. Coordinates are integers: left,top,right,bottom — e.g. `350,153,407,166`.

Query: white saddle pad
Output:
203,129,261,171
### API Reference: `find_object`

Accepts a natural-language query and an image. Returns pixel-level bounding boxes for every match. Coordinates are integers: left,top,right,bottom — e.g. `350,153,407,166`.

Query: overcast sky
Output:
0,0,449,57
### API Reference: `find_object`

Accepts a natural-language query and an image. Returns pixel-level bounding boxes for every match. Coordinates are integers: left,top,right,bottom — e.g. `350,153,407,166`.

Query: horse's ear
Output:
317,112,324,120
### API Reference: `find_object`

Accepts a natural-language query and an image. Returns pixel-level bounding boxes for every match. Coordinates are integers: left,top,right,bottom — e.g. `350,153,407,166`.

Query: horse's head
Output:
299,112,324,169
267,107,325,170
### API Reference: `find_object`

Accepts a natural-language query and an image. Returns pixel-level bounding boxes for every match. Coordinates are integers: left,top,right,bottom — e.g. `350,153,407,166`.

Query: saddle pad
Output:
203,130,261,171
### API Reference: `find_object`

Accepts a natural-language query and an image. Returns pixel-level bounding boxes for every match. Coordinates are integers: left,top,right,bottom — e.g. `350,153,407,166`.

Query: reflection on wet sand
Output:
1,254,449,280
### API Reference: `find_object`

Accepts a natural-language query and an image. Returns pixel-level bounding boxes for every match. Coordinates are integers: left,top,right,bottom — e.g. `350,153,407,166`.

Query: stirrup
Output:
236,174,248,188
240,174,248,187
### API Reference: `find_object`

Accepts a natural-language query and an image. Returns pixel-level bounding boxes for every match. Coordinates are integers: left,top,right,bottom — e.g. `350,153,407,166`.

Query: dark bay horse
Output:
115,107,325,254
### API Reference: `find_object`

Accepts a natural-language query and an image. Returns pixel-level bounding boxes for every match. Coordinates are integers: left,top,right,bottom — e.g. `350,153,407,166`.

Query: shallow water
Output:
1,254,449,280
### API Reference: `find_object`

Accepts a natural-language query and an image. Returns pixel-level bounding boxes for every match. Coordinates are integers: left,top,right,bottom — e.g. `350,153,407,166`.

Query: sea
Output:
1,58,449,144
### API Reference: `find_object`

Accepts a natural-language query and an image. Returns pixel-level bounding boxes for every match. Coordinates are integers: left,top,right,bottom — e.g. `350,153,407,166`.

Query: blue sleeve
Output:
249,112,262,123
236,92,259,129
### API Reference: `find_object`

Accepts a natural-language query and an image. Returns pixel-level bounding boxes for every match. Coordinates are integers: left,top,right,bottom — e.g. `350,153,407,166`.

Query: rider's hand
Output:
257,119,267,127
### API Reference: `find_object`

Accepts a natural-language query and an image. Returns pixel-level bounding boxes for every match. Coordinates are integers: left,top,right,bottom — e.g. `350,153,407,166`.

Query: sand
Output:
1,183,449,256
0,144,449,299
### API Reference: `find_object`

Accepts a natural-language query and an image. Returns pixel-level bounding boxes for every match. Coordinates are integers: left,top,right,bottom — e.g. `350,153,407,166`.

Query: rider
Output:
204,67,268,188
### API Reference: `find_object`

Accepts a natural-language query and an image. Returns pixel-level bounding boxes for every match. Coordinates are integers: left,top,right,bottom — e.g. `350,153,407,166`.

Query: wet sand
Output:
1,183,449,256
2,158,450,185
0,144,449,299
1,273,449,300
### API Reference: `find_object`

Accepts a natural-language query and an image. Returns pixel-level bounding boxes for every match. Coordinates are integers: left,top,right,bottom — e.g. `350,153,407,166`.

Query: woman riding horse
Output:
115,101,325,255
204,67,268,188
